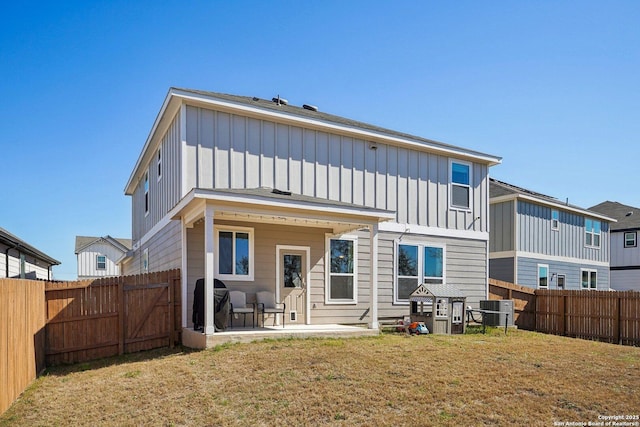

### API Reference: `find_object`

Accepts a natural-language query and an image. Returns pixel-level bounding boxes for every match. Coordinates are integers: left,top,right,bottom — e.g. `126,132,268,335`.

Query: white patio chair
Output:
256,291,286,328
229,290,255,328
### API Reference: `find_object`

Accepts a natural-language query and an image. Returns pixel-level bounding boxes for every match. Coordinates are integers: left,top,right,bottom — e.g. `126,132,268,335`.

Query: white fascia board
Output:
515,251,610,268
181,188,397,223
379,222,489,241
490,194,617,223
171,89,502,166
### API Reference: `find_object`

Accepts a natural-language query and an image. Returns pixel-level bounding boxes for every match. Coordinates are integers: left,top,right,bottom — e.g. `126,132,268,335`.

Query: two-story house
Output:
122,88,501,343
489,178,615,290
1,227,60,280
75,235,132,279
590,201,640,291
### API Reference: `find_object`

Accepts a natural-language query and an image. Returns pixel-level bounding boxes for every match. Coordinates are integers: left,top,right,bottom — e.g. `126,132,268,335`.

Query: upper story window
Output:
157,148,162,181
551,210,559,230
142,248,149,273
450,160,472,210
581,269,597,290
144,170,149,216
96,255,107,270
326,236,357,304
538,264,549,289
395,242,445,303
624,231,637,248
216,226,254,281
585,218,601,248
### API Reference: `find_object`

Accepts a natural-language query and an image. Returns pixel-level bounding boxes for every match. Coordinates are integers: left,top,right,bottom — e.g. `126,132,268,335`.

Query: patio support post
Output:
369,223,379,329
204,204,216,335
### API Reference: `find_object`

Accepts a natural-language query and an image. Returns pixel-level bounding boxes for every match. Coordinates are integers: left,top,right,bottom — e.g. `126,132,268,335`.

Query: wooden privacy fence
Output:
488,279,536,330
536,289,640,346
0,279,46,415
45,269,182,365
490,279,640,346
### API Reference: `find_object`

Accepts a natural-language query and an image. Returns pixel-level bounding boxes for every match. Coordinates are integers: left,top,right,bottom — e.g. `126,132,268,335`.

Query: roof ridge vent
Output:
272,95,288,106
303,104,318,112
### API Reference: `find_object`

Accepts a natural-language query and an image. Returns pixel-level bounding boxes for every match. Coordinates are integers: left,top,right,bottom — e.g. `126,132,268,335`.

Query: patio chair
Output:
256,291,286,328
229,290,255,328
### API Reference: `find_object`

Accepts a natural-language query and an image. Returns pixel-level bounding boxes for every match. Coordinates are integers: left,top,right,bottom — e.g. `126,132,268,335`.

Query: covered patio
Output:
172,187,395,348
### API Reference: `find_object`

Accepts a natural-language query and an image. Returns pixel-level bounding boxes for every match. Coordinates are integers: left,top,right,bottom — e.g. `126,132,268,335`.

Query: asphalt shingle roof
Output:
589,201,640,230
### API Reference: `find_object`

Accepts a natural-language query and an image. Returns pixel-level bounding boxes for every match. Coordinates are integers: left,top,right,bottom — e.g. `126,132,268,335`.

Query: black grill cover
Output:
192,278,229,331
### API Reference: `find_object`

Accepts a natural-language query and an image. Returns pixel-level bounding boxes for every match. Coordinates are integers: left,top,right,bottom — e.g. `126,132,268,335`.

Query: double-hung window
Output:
96,255,107,270
585,219,601,248
537,264,549,289
395,242,445,303
551,210,559,230
581,269,597,290
326,236,357,303
144,170,149,216
450,160,472,210
625,232,637,248
216,226,254,281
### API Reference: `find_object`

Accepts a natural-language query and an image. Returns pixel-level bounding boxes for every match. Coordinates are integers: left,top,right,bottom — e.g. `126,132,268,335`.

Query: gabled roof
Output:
490,178,616,223
0,227,60,265
74,235,132,254
589,201,640,231
126,87,502,195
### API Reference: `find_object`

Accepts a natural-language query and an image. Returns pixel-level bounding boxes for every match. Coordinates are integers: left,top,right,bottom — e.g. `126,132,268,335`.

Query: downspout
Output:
4,247,9,278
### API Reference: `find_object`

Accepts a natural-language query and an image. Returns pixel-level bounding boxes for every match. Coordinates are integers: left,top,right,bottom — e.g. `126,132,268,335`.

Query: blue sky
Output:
2,1,639,280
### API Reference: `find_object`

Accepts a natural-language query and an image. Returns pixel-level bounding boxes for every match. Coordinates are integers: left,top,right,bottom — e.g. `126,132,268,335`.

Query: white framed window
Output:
585,218,601,248
96,255,107,270
142,248,149,273
624,232,637,248
157,147,162,181
325,235,358,304
537,264,549,289
435,298,448,318
215,225,254,281
395,241,445,304
551,210,559,231
449,159,472,210
581,269,597,290
144,170,149,216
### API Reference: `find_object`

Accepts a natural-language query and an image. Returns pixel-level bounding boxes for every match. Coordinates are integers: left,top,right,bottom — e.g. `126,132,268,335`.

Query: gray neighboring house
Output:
121,87,502,340
0,227,60,280
75,236,132,279
489,178,615,290
590,201,640,291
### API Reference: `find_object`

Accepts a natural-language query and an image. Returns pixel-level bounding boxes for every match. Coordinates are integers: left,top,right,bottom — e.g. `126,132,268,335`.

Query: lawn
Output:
1,328,638,426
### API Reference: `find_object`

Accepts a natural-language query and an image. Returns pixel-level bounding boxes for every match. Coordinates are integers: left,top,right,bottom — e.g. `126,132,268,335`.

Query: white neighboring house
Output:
0,227,60,280
75,236,132,279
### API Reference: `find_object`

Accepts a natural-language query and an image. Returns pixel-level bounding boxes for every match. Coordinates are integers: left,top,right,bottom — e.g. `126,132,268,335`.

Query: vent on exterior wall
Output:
302,104,318,112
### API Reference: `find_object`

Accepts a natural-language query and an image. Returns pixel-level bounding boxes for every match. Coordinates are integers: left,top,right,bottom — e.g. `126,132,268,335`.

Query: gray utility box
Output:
479,300,514,327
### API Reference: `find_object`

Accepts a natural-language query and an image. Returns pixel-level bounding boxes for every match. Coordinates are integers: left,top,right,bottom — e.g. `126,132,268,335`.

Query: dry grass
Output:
1,328,639,426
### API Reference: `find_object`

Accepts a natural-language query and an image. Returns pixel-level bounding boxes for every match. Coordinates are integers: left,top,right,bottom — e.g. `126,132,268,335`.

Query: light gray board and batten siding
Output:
489,201,514,252
132,102,492,241
516,200,609,262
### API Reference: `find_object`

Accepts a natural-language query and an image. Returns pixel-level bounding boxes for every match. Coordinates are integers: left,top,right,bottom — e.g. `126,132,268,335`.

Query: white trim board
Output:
490,250,610,268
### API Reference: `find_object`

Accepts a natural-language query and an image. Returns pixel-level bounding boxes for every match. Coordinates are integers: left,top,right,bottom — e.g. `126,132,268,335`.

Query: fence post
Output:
168,272,175,349
614,296,621,345
559,294,565,336
118,279,125,355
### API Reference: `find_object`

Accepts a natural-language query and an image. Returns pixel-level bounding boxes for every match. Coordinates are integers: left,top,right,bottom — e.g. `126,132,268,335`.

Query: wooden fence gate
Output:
45,269,181,365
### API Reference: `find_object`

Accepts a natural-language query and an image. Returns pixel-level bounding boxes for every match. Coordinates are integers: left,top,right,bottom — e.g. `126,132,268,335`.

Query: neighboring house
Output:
75,235,132,279
489,178,615,290
122,87,501,339
590,201,640,291
0,227,60,280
